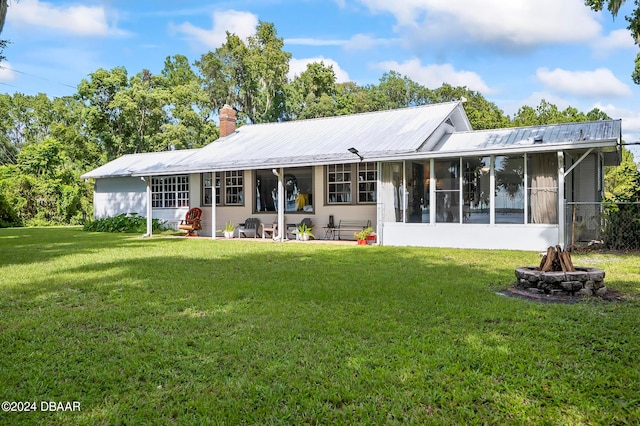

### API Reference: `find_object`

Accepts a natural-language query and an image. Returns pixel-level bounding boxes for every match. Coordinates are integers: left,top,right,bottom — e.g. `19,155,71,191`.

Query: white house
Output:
81,102,621,251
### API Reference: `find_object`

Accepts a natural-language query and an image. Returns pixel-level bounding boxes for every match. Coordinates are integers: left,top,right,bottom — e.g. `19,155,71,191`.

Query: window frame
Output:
152,175,189,208
201,171,245,207
357,162,377,204
326,162,377,205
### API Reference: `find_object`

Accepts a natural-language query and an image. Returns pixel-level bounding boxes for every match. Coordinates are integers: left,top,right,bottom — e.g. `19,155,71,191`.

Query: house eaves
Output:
80,149,200,180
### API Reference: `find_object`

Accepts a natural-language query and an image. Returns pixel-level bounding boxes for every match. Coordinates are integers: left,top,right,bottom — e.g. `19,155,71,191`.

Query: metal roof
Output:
431,120,621,156
82,102,466,178
81,149,199,179
81,104,622,179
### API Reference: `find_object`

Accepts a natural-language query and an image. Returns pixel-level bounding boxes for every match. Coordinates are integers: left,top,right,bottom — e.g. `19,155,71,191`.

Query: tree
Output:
285,61,338,120
431,84,510,129
586,0,640,83
160,55,218,149
602,147,640,249
511,99,611,126
77,67,131,160
196,21,291,124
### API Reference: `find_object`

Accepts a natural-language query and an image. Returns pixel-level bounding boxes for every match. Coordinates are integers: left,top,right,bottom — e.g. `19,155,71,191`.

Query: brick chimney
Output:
219,104,237,138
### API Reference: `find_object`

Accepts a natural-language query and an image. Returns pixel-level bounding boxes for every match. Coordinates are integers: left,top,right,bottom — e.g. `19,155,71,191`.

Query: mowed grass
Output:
1,227,639,425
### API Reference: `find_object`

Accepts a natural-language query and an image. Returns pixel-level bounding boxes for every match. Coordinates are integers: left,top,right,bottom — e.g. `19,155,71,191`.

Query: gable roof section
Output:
143,101,468,175
80,102,468,179
430,120,621,157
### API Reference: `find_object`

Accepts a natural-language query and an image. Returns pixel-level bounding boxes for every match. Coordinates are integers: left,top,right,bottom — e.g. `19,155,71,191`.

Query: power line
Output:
0,65,77,90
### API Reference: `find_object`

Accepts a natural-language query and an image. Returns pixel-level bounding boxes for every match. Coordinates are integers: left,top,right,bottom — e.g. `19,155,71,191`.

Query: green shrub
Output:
83,213,168,233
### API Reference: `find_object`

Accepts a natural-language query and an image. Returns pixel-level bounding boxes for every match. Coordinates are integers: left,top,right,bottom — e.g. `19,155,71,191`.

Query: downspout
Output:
142,177,153,237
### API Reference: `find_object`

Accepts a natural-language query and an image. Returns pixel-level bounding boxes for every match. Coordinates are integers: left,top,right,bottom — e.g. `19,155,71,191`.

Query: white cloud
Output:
593,102,640,142
358,0,601,48
0,63,16,82
173,10,258,49
285,38,346,47
289,57,350,83
343,34,399,51
373,58,494,93
10,0,125,37
537,67,631,98
592,29,635,53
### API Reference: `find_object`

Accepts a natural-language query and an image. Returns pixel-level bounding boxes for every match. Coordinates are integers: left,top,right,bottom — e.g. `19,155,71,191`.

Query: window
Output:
326,163,377,204
408,161,429,223
152,176,189,208
357,162,377,203
435,159,460,223
255,167,313,212
495,155,525,224
201,171,244,206
225,170,243,205
527,153,558,224
327,164,351,203
462,157,490,224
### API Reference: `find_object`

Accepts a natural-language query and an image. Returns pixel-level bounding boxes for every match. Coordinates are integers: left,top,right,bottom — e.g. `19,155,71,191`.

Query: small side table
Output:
323,225,336,240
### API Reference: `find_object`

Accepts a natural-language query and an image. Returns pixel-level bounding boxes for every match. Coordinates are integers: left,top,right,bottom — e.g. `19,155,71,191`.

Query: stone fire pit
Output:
514,266,607,297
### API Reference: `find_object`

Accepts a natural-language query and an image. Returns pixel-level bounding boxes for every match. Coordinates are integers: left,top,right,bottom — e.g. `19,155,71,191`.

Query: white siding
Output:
382,222,559,251
94,176,189,230
94,177,147,219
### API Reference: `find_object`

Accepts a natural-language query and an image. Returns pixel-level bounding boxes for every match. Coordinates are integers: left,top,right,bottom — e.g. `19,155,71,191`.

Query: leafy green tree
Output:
511,100,611,126
285,61,338,120
431,84,510,129
605,147,640,202
196,21,291,124
78,67,131,160
160,55,218,149
602,147,640,248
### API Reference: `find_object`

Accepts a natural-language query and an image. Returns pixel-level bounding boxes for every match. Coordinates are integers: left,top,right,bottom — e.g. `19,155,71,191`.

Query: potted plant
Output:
218,221,237,239
296,223,315,241
354,227,373,245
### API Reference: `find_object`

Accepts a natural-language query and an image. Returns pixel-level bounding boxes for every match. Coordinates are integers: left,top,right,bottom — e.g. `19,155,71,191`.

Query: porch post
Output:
376,161,382,245
558,151,565,247
277,167,285,240
143,177,152,237
211,172,217,240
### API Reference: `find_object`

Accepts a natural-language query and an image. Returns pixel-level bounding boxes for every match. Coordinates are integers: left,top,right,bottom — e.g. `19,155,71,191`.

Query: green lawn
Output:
1,227,639,425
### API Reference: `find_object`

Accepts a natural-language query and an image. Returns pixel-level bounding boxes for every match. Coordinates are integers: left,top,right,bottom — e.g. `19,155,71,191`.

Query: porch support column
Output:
557,151,565,248
277,167,285,240
376,161,382,245
142,177,153,237
211,172,217,240
429,159,436,224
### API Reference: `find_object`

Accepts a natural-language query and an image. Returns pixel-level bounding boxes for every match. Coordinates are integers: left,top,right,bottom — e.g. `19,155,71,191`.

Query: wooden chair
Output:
178,207,203,236
259,222,278,239
238,217,261,238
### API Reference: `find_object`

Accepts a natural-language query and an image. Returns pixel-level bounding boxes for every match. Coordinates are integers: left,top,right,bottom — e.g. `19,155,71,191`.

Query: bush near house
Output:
83,213,169,233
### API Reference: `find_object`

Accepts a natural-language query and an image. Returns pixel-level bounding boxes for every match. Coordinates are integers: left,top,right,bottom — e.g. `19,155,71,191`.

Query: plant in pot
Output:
218,221,237,239
296,223,315,241
354,227,373,245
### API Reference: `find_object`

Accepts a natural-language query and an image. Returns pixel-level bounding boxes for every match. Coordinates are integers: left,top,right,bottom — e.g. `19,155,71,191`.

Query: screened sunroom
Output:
379,120,621,251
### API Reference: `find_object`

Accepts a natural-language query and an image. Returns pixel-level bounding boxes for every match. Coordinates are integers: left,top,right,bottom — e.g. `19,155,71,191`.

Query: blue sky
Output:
2,0,640,150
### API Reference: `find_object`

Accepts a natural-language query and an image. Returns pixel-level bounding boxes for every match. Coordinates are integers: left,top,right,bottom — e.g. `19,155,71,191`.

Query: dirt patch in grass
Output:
497,285,627,304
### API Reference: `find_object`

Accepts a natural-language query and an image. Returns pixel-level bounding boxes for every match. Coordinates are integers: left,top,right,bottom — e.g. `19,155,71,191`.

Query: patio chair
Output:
178,207,203,237
238,217,261,238
259,222,278,239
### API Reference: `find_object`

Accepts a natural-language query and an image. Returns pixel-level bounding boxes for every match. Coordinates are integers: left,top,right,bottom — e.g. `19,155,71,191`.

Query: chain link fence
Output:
566,202,640,251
